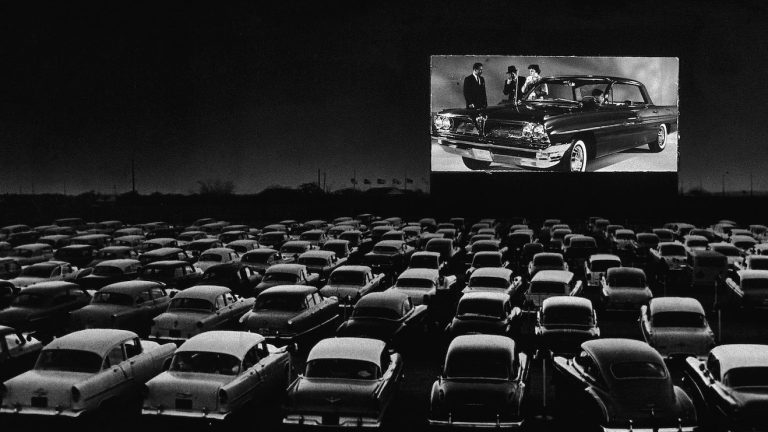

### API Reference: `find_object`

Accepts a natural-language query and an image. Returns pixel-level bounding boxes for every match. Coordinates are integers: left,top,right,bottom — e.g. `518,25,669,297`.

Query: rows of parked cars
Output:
0,215,767,430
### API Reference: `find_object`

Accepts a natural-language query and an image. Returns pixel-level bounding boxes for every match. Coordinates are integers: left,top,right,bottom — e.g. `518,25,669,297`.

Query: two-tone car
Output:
240,248,286,274
138,260,203,290
640,297,715,359
193,248,240,273
0,329,176,418
297,250,346,285
552,338,697,431
283,337,404,428
524,270,582,309
150,285,255,344
336,290,428,347
428,334,529,428
444,291,515,340
141,330,292,421
197,262,262,297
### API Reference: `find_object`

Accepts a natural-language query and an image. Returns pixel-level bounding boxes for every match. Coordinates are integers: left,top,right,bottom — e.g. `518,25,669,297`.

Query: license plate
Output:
473,149,492,161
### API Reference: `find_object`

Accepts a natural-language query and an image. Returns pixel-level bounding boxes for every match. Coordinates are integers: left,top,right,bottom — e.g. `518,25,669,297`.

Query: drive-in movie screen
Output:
431,56,679,173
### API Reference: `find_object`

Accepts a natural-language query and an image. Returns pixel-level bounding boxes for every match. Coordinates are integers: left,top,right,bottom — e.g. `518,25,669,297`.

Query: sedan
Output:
640,297,715,359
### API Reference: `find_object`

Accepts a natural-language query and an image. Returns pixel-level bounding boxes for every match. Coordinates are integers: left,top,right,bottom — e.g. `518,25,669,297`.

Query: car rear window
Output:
652,311,704,328
171,351,240,375
660,245,685,256
305,359,380,380
534,255,563,266
456,297,504,319
395,277,435,289
254,295,305,311
711,245,740,256
468,276,509,289
445,351,511,379
723,367,768,388
169,298,214,312
749,258,768,270
543,308,593,325
741,278,768,291
610,362,667,379
352,306,401,320
608,273,645,287
262,272,300,283
472,254,502,268
93,292,134,306
329,271,365,286
36,349,103,373
298,257,329,267
373,245,398,254
590,260,621,273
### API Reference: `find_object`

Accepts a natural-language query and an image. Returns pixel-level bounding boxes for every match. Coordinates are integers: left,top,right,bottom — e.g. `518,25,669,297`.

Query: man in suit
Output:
502,65,525,102
463,62,487,109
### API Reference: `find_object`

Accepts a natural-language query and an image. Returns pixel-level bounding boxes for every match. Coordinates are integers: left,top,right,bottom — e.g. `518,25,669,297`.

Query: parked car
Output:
241,285,340,347
225,239,260,254
684,344,768,431
562,235,597,269
138,260,203,290
465,251,508,279
445,291,515,340
464,267,522,299
535,296,599,355
139,247,196,266
0,325,43,381
141,330,292,421
258,231,290,250
640,297,714,359
552,338,696,430
723,269,768,309
524,270,582,309
53,243,95,268
240,248,286,274
280,240,315,261
527,252,568,279
428,334,529,428
734,254,768,272
321,239,355,261
686,249,728,289
583,254,622,290
69,233,113,250
297,250,346,284
319,265,385,307
7,261,87,289
185,238,223,259
649,241,689,283
0,281,92,339
683,234,710,253
37,234,72,250
0,329,176,418
0,280,17,309
150,285,254,344
252,263,320,297
113,234,146,249
336,290,428,347
0,257,21,280
69,280,174,336
634,232,661,264
390,268,453,306
599,267,652,312
652,228,676,243
283,337,404,428
86,246,139,267
192,247,239,273
197,262,262,297
77,259,142,290
7,243,54,266
709,242,745,269
364,240,415,275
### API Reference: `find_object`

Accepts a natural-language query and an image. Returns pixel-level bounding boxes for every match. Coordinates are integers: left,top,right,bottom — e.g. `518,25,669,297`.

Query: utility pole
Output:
323,171,327,193
131,156,136,194
750,173,753,197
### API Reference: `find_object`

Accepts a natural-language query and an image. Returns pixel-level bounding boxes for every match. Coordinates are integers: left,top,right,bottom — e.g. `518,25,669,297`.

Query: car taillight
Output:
71,386,81,402
218,389,228,404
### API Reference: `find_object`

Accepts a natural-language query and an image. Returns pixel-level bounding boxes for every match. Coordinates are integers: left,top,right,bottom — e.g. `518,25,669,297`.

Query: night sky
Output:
1,1,767,194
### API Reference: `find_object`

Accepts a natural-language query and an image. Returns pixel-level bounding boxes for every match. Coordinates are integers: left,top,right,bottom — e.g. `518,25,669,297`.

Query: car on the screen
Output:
141,330,292,421
684,344,768,431
336,290,427,347
432,76,677,172
150,285,255,343
138,260,203,290
252,263,320,297
428,334,529,428
639,297,714,359
283,337,403,428
240,285,340,347
69,280,173,336
0,325,43,381
0,281,92,339
319,265,385,306
599,267,652,312
0,329,176,418
553,338,697,430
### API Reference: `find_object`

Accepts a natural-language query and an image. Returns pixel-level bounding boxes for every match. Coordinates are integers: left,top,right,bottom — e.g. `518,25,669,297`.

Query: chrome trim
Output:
141,408,230,420
428,418,525,428
437,138,540,154
0,406,86,417
550,124,617,135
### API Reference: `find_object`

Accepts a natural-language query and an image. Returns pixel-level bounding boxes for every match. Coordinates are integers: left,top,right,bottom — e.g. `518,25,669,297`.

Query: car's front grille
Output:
487,125,524,139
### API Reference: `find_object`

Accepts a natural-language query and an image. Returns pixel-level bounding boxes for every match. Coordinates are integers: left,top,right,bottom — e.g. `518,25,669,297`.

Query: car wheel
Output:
461,157,492,170
565,140,588,172
649,123,667,152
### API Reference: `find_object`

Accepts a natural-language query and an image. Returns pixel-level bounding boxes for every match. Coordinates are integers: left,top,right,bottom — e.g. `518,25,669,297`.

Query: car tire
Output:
563,140,588,172
461,157,492,170
649,123,667,152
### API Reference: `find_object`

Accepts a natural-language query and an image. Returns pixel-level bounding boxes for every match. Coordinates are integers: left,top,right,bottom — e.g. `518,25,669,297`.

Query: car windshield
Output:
741,278,768,291
610,362,667,379
329,271,365,285
473,255,501,268
723,367,768,388
254,295,305,311
687,239,708,248
734,240,756,250
608,273,645,287
695,256,726,267
523,81,608,104
93,266,124,277
93,292,134,306
590,260,621,273
352,306,401,320
660,245,686,256
242,253,272,264
543,308,593,325
395,277,435,289
305,359,380,380
469,276,509,289
445,351,510,379
530,281,568,295
169,298,214,312
712,246,740,256
199,254,223,262
12,293,52,307
652,311,704,327
749,259,768,270
140,267,177,279
35,349,103,373
456,298,504,319
19,265,54,278
571,239,596,248
534,256,563,266
637,235,659,246
262,272,299,283
201,269,235,283
170,351,240,375
373,245,398,255
298,257,329,267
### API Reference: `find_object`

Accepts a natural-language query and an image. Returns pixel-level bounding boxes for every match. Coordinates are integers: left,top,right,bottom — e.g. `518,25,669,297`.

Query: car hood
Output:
439,378,520,410
287,378,381,415
3,369,91,409
0,307,41,328
145,371,232,412
439,102,576,123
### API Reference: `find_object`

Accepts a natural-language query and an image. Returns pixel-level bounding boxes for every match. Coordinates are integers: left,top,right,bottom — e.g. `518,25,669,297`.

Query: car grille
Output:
454,120,479,136
31,397,48,408
487,125,524,139
175,398,192,410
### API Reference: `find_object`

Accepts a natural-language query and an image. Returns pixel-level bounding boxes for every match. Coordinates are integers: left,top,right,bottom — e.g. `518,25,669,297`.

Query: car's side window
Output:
136,290,150,305
243,347,260,370
214,295,227,309
124,338,141,358
304,294,316,308
611,84,646,104
707,354,721,380
3,333,23,356
312,293,323,304
258,342,270,358
106,344,125,367
224,293,235,304
150,287,166,299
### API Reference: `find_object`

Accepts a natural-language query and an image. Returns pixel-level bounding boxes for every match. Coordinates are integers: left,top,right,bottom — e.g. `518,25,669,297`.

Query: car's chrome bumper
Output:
0,405,85,417
603,427,695,432
142,407,229,420
428,418,524,429
284,413,381,427
437,138,569,169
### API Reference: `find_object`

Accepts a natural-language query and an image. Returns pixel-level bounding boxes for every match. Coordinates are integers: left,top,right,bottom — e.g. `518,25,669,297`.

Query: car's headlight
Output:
433,116,450,130
533,124,550,142
522,122,534,138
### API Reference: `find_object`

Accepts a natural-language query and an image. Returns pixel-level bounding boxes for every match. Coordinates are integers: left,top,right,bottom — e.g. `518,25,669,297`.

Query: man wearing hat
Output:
503,65,525,102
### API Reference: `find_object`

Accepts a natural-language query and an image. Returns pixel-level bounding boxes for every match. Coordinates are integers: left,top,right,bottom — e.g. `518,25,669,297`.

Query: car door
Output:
606,83,653,151
99,343,133,400
123,337,155,383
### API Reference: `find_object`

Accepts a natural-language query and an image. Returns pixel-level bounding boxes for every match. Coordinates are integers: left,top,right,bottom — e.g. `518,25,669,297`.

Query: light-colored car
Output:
150,285,255,344
525,270,581,309
527,252,568,279
142,330,292,421
583,254,622,288
390,268,453,306
6,243,54,267
640,297,715,358
7,260,84,289
724,269,768,309
193,247,240,273
600,267,652,312
0,329,176,417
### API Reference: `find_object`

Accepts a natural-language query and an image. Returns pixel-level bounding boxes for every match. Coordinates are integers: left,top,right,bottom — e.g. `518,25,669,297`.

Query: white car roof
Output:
307,337,386,368
44,329,137,357
177,331,264,359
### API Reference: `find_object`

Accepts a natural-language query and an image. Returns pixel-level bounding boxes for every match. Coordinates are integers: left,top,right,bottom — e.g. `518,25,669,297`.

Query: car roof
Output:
144,260,189,267
533,252,564,261
101,280,164,294
14,243,53,250
307,337,386,367
542,296,592,312
260,285,316,297
374,240,405,248
649,297,704,315
177,330,264,359
739,270,768,281
470,267,513,278
412,251,440,258
589,254,622,262
711,344,768,375
689,250,726,258
199,248,236,255
459,291,509,303
266,263,305,273
582,338,664,367
141,247,183,256
24,261,67,269
95,259,141,268
607,267,646,278
173,285,231,300
331,265,371,274
299,250,335,259
398,268,439,280
448,334,515,356
20,281,81,294
243,248,278,256
355,291,409,311
44,329,137,357
531,270,574,283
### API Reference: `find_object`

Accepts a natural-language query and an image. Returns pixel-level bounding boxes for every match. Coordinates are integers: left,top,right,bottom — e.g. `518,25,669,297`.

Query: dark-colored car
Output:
336,290,427,347
53,243,96,268
553,338,697,431
319,265,385,306
240,248,286,274
69,280,173,336
139,247,196,266
364,240,415,275
86,245,139,267
535,296,599,355
138,260,203,289
0,281,92,340
77,258,142,290
253,263,321,297
0,257,21,280
432,76,677,171
445,291,515,340
197,261,262,297
0,325,43,381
